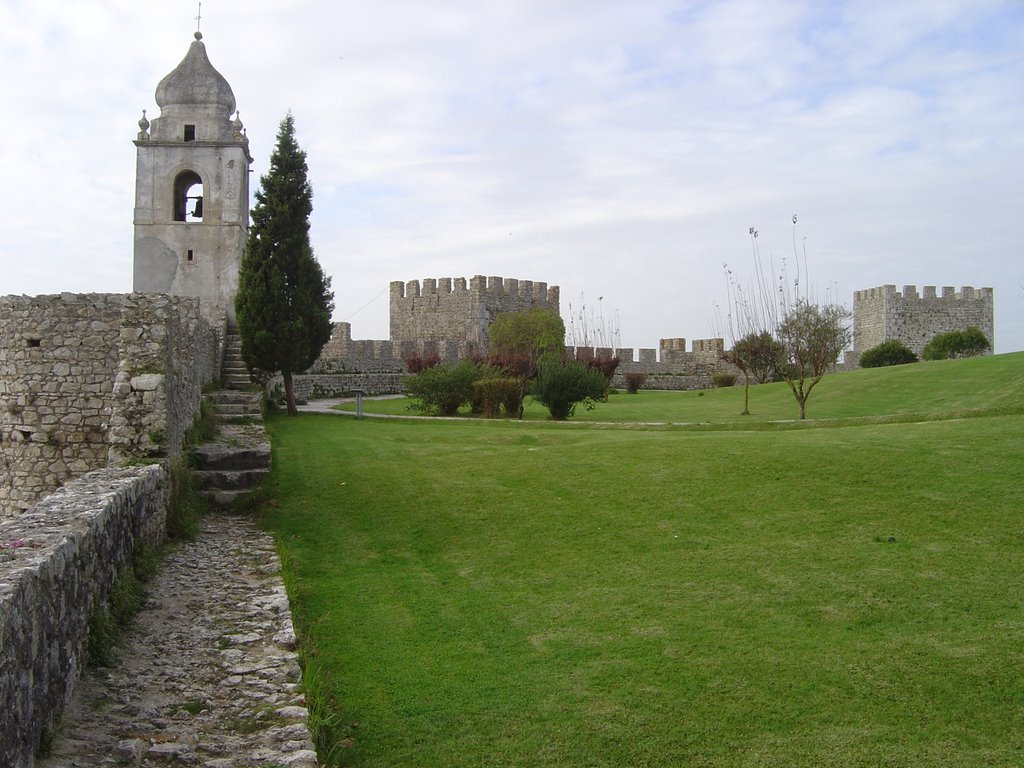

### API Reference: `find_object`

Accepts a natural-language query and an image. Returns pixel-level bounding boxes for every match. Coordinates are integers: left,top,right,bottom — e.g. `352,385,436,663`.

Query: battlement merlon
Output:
854,285,993,302
390,276,560,307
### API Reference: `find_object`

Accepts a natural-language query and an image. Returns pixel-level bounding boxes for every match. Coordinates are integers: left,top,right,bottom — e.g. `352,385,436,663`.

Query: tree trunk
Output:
742,372,750,415
283,371,298,416
798,397,806,420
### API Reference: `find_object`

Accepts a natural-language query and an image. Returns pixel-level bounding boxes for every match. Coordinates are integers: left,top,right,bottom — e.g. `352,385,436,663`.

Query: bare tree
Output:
777,301,851,419
717,228,780,414
717,216,851,419
567,292,621,351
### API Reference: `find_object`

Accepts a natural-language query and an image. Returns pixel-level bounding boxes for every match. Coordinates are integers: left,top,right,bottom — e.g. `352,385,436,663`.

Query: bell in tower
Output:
132,31,252,327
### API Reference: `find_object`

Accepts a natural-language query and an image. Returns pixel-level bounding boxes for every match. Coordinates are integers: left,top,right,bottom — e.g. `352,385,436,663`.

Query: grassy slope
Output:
334,352,1024,424
265,354,1024,766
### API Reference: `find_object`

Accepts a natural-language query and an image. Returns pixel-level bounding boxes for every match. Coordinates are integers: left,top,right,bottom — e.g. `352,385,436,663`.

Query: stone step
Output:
192,426,270,472
202,488,259,510
193,446,269,472
213,403,262,416
196,467,270,491
206,390,262,405
219,413,263,425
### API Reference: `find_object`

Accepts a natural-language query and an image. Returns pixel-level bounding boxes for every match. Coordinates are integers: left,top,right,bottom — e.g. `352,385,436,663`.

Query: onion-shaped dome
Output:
155,32,236,115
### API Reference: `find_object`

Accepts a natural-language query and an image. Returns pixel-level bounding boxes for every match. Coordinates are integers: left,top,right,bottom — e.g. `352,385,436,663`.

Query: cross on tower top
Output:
195,2,202,32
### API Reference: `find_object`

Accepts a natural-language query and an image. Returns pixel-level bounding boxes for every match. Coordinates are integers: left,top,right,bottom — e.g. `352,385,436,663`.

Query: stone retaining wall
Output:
0,465,166,768
292,372,405,399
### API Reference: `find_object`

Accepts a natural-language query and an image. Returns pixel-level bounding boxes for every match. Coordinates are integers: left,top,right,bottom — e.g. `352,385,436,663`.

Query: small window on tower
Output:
184,124,196,142
186,249,195,263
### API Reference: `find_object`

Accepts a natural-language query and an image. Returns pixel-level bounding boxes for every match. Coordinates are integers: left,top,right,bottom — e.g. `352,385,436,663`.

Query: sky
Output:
1,0,1022,354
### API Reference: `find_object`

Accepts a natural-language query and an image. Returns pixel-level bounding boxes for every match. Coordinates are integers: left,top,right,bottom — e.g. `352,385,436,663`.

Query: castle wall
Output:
390,275,560,349
580,338,736,390
0,465,166,767
305,323,735,396
853,284,994,355
0,293,219,519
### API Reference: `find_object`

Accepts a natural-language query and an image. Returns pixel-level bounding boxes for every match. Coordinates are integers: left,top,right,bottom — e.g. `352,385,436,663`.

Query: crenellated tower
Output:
389,275,560,352
132,31,252,327
853,284,994,355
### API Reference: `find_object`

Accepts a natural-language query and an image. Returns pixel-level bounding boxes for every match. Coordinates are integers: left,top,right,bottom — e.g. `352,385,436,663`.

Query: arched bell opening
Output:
173,170,204,222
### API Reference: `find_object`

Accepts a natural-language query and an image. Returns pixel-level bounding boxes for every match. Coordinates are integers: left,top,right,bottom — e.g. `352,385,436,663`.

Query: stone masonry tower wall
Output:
390,275,560,352
133,32,251,328
853,284,994,355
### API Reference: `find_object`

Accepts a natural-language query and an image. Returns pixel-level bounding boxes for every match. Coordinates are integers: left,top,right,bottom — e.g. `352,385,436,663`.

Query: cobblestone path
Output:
38,513,319,767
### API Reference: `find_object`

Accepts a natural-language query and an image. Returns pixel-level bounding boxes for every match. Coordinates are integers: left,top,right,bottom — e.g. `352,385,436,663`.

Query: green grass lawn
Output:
332,352,1024,424
261,353,1024,766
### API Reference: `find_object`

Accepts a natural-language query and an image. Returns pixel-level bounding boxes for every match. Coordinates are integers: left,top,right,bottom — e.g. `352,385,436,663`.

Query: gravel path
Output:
38,513,319,768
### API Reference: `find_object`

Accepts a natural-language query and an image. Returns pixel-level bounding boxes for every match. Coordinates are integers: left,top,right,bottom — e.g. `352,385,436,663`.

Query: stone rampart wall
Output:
308,329,735,396
0,465,166,767
0,293,219,520
390,275,560,348
853,284,994,355
315,322,471,374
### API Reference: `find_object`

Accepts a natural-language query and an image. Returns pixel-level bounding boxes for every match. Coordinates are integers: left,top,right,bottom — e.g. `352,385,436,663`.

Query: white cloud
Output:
1,0,1021,352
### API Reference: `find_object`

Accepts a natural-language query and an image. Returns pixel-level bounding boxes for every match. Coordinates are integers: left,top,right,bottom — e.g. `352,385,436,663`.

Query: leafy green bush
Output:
489,309,565,362
405,360,487,416
712,373,737,388
472,378,523,418
530,360,607,420
859,340,918,368
922,327,991,360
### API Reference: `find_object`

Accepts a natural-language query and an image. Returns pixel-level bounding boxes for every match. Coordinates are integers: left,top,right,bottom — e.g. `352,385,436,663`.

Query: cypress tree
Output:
236,112,334,415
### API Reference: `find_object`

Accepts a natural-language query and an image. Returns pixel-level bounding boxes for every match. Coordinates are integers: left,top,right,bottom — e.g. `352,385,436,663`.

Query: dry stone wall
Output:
0,293,219,520
0,294,121,517
0,465,166,768
853,284,994,355
107,294,221,465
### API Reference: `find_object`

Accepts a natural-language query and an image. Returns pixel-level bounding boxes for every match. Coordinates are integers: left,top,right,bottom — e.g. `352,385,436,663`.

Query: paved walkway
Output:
297,395,402,417
38,513,318,768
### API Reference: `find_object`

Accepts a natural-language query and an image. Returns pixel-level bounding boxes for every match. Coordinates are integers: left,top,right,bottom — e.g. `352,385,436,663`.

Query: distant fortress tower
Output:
853,284,994,355
390,275,560,351
132,31,251,326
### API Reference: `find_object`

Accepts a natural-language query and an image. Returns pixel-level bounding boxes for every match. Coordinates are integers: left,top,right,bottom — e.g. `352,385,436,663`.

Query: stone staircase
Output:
193,420,271,509
204,389,264,423
221,324,252,390
192,330,271,508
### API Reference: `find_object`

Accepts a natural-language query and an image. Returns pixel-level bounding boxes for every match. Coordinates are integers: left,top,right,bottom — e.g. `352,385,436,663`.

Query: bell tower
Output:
133,31,251,326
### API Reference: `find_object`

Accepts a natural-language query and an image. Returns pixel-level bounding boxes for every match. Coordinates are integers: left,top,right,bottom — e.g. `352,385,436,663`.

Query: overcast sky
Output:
2,0,1021,353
